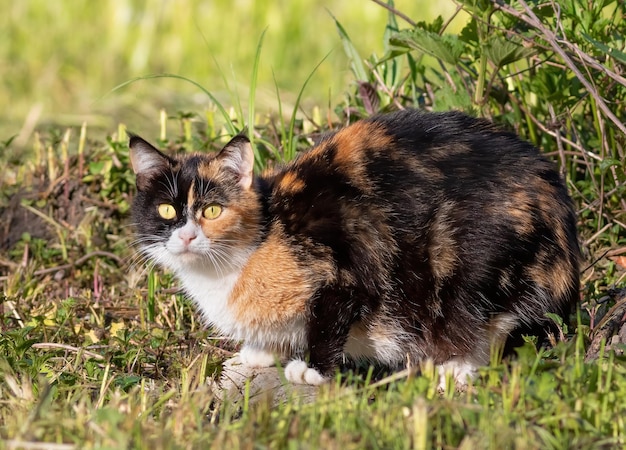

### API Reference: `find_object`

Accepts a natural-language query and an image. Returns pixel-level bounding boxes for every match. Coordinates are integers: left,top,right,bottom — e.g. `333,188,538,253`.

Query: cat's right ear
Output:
128,134,172,191
216,134,255,190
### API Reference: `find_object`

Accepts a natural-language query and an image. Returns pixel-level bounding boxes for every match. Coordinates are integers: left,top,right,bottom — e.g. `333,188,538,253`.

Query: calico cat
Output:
129,109,580,388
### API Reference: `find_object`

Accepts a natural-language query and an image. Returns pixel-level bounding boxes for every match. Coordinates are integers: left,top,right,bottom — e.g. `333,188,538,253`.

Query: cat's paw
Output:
284,359,328,385
239,345,276,368
437,359,477,391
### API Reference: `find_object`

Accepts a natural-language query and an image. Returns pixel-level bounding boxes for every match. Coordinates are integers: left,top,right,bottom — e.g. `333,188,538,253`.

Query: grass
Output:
1,0,456,153
2,0,626,448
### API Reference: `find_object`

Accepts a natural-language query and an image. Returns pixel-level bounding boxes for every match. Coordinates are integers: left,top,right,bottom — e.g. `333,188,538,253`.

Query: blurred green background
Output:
2,0,455,149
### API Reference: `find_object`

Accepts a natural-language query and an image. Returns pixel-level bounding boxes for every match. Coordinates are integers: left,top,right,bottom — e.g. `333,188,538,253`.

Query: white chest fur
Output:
176,267,243,338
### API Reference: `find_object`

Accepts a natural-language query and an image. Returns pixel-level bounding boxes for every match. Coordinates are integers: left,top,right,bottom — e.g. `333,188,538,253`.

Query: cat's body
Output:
130,109,580,387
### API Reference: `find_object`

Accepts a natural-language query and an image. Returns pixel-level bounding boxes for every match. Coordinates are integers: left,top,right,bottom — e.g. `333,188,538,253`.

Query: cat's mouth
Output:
172,248,205,262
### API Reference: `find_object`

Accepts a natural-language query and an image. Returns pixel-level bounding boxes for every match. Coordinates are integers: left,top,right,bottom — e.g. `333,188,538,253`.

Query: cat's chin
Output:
171,251,213,269
174,251,203,264
169,251,240,276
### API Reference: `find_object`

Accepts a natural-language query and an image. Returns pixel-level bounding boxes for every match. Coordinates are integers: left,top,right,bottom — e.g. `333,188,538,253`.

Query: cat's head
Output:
129,134,262,275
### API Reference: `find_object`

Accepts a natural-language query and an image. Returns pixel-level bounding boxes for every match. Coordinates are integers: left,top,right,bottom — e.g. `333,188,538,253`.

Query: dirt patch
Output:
0,173,118,254
1,186,53,252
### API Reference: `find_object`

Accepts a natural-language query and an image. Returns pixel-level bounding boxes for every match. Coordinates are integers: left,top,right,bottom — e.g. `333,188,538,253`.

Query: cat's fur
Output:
129,109,580,388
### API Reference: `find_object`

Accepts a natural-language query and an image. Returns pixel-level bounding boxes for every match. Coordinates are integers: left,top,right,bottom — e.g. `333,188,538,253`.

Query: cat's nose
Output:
178,228,197,246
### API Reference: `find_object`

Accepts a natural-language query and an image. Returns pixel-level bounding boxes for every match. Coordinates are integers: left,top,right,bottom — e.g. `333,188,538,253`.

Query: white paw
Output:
239,345,276,368
437,359,477,391
284,359,328,385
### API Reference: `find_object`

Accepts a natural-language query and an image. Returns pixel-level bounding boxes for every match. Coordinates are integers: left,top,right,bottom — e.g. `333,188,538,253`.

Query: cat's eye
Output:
203,204,222,220
157,203,177,220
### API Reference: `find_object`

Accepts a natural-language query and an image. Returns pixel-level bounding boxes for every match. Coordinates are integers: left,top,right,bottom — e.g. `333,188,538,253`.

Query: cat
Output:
129,109,580,388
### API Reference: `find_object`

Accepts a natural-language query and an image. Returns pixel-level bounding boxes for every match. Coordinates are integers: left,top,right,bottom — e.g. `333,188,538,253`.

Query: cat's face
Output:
129,135,262,275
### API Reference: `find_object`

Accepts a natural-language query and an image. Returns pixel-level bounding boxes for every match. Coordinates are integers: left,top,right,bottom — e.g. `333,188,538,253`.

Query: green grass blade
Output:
249,28,268,168
192,17,245,130
286,51,332,161
272,70,288,158
103,74,237,136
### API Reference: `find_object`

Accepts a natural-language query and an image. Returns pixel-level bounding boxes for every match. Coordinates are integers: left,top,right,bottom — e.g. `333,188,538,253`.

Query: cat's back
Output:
268,109,574,225
265,109,579,309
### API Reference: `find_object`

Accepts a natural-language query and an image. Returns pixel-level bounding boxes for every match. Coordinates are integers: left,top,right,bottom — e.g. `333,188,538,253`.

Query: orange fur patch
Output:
196,158,221,181
298,121,393,193
277,171,306,195
196,191,261,251
506,189,536,236
229,229,331,329
333,122,393,190
332,121,392,164
187,180,196,207
429,201,458,281
528,256,574,301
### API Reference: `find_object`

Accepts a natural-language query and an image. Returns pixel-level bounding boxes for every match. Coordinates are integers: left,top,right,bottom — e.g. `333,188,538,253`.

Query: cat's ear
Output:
128,134,172,190
216,134,254,190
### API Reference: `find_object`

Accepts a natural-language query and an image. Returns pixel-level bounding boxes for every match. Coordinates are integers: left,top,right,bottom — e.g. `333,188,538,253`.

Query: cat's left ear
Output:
217,134,254,190
128,134,173,190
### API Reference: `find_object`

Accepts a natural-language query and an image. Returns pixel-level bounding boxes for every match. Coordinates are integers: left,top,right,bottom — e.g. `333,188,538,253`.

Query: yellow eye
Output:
157,203,176,220
203,204,222,220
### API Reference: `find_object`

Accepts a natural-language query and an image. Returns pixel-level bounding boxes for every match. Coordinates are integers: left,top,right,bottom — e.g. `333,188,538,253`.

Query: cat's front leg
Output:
285,287,355,385
239,344,278,368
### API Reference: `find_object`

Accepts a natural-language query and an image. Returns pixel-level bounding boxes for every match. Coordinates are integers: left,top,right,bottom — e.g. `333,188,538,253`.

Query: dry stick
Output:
365,60,405,111
507,94,602,161
584,223,613,247
31,343,105,361
0,251,123,282
548,103,567,179
438,3,465,35
561,37,626,90
494,0,626,137
0,257,19,269
370,0,416,27
606,247,626,257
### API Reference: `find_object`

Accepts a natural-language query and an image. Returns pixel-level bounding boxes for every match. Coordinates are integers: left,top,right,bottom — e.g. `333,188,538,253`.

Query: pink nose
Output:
179,229,197,246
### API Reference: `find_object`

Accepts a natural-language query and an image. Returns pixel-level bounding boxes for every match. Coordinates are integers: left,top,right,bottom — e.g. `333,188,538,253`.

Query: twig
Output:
0,257,19,269
506,94,602,161
364,60,405,111
0,251,123,282
370,0,416,27
31,343,106,361
606,247,626,258
548,104,567,178
438,3,465,35
559,37,626,86
583,223,612,247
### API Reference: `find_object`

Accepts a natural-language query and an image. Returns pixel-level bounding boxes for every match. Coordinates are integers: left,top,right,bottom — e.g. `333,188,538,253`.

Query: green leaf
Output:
484,37,534,68
458,20,479,46
599,158,622,173
433,82,474,112
581,33,626,65
331,13,368,81
389,28,465,65
455,0,496,13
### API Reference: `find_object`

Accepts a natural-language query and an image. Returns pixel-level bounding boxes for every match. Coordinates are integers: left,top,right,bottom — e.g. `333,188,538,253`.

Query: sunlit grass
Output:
1,0,455,152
